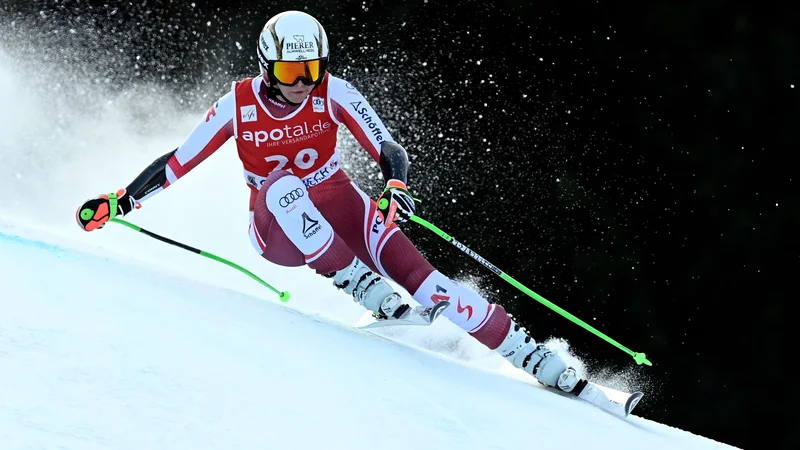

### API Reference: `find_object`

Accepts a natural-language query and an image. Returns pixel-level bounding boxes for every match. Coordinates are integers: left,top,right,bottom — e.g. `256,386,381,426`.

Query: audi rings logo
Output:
279,189,304,207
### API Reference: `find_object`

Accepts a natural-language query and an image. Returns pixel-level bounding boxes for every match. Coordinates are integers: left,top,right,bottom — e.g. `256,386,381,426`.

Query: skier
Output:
76,10,592,401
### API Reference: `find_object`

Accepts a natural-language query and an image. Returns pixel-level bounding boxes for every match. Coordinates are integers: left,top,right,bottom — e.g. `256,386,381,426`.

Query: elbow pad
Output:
378,141,409,184
125,149,177,200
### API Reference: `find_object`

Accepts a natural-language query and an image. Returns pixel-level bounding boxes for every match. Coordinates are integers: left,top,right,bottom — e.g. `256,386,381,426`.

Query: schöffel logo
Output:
241,120,332,147
349,101,384,142
302,212,322,238
278,188,304,207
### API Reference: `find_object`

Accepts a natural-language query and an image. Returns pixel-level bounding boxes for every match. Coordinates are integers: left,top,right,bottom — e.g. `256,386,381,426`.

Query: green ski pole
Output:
110,218,290,302
409,214,651,366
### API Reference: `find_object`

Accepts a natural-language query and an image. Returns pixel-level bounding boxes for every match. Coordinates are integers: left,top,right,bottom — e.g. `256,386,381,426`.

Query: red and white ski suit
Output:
134,73,511,347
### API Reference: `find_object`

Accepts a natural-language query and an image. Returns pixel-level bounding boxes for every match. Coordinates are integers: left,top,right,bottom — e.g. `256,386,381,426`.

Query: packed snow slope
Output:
0,223,740,450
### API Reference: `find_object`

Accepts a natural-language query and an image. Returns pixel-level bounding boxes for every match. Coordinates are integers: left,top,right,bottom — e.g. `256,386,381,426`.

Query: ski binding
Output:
358,301,450,329
575,381,644,418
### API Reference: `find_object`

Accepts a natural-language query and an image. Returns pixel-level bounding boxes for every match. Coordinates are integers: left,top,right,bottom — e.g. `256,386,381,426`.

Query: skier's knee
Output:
249,207,307,268
263,172,314,214
261,172,334,262
253,170,302,231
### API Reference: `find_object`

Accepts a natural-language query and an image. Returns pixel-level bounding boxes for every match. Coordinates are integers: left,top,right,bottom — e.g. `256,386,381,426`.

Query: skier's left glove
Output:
377,179,418,225
76,189,138,232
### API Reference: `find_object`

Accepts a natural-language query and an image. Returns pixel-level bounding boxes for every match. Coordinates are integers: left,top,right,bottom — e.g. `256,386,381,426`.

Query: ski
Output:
574,381,644,418
357,301,450,330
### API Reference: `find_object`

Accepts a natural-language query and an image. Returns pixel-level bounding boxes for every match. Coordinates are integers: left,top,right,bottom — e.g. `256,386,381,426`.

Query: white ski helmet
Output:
257,11,329,87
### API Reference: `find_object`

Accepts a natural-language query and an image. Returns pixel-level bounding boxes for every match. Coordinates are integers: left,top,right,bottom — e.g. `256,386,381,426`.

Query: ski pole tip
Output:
279,291,291,302
633,352,652,366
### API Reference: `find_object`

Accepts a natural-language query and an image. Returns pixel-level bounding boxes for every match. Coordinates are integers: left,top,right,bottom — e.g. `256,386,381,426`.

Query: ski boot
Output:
496,316,586,393
495,315,643,417
325,257,449,328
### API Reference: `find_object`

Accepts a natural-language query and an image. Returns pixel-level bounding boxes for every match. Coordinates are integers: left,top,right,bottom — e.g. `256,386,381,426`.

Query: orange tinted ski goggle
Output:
270,59,326,86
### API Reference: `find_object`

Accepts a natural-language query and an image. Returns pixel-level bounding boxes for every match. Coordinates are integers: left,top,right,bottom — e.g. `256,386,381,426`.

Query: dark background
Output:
2,1,796,449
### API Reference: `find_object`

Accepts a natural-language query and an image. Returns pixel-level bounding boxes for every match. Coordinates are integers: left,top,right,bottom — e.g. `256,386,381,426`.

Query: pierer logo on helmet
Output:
286,35,316,54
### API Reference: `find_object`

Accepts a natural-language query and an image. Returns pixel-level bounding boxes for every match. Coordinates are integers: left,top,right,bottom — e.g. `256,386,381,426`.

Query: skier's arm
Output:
327,76,410,182
124,149,178,201
328,76,415,224
377,141,409,185
76,92,235,231
128,91,236,204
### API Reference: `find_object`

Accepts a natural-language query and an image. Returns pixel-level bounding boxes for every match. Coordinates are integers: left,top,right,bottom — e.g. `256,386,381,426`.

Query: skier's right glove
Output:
377,179,418,225
76,189,139,232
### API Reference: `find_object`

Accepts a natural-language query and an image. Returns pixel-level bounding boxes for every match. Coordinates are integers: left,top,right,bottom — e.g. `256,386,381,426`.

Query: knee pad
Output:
264,173,334,263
